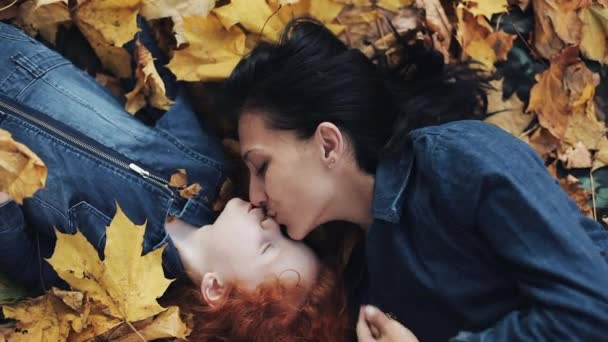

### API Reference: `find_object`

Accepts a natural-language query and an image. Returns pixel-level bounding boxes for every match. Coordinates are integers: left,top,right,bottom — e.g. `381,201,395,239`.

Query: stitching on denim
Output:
29,195,70,224
40,76,140,140
156,128,223,171
0,67,18,92
0,33,31,41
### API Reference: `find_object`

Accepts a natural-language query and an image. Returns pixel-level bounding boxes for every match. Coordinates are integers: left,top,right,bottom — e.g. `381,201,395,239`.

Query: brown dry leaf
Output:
579,4,608,65
559,174,593,217
73,0,140,78
167,14,246,81
456,5,516,70
592,136,608,171
124,40,173,114
532,0,588,60
336,5,378,49
179,183,202,199
484,79,533,136
0,0,18,20
464,0,509,20
113,306,191,342
416,0,452,63
169,168,188,188
213,178,234,212
212,0,285,41
2,289,86,341
563,83,606,150
140,0,216,46
528,127,560,159
527,46,602,143
558,141,593,169
16,0,70,44
0,129,47,204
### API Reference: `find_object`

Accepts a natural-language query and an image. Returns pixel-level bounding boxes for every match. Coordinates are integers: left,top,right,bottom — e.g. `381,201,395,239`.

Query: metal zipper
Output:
0,98,174,195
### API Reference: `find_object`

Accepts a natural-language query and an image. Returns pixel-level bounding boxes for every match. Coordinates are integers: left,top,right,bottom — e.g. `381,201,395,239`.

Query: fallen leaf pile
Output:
1,0,608,340
1,205,190,341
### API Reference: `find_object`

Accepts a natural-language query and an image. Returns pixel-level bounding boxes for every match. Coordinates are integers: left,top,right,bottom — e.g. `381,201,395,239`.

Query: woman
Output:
0,21,349,340
226,18,608,341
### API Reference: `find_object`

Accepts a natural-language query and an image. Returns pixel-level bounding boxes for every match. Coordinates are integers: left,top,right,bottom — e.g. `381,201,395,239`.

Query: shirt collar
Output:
371,147,414,223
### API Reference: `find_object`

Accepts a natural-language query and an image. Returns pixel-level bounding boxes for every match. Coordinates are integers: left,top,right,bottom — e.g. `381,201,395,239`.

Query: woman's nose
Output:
249,177,268,207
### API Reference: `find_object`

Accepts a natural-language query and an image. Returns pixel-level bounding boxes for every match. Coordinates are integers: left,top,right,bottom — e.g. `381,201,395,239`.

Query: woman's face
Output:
204,198,320,289
238,112,335,240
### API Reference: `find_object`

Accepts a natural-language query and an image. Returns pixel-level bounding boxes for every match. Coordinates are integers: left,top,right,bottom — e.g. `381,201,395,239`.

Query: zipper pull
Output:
129,163,151,178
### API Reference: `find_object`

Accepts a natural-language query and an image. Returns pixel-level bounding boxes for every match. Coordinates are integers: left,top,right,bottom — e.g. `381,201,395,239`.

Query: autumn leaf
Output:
456,5,516,70
526,127,560,159
179,183,202,199
484,79,533,136
560,174,593,217
579,4,608,65
2,288,87,341
16,0,70,45
532,0,587,60
169,168,188,188
558,141,593,169
167,13,246,81
212,0,285,41
73,0,141,78
0,129,47,204
140,0,216,46
527,47,605,145
376,0,413,12
464,0,509,20
112,306,191,342
124,40,174,114
593,137,608,171
416,0,453,63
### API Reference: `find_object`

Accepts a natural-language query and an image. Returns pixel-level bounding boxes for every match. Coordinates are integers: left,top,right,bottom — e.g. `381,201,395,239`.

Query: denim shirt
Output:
0,23,224,291
364,120,608,341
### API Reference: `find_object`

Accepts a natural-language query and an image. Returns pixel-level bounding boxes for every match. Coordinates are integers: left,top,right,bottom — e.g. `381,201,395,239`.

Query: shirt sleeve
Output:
429,122,608,341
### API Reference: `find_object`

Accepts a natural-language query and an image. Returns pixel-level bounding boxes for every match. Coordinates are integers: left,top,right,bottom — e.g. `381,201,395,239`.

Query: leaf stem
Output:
125,319,147,342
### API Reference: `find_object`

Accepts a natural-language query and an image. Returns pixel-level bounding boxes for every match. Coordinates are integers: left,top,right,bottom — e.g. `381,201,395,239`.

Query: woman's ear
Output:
201,272,226,307
315,122,344,167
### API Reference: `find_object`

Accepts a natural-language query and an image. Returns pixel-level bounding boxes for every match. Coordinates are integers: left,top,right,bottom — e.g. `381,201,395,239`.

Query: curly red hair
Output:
171,263,350,341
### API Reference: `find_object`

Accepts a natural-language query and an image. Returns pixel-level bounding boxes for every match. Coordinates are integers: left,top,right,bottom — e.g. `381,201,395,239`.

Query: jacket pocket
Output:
68,201,112,253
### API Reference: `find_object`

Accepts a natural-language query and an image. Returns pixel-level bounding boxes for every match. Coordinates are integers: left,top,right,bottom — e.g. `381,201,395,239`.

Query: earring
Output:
329,158,336,166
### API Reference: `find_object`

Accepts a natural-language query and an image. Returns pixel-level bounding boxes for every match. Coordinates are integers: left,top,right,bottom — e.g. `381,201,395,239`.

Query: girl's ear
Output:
201,272,226,307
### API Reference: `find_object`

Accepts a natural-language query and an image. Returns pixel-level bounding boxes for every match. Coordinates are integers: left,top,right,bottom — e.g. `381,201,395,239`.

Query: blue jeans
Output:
0,21,224,291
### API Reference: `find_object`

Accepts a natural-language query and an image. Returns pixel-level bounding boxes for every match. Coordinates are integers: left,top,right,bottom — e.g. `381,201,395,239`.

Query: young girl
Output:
226,18,608,341
0,21,349,341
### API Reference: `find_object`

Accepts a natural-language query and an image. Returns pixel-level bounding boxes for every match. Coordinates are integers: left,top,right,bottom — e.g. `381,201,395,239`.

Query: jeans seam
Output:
156,128,223,171
39,74,140,140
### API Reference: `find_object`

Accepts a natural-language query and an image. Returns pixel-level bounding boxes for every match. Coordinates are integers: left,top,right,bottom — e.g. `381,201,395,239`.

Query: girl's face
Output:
204,198,320,288
238,112,335,240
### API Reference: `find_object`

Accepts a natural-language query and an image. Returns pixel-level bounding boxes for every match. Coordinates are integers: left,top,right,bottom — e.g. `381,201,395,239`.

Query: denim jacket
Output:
0,23,224,291
364,120,608,341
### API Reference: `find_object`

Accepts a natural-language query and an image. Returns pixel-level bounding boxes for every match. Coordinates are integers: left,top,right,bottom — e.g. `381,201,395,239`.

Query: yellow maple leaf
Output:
376,0,413,12
167,14,246,81
73,0,141,78
579,4,608,65
212,0,284,41
2,288,86,341
464,0,509,20
125,40,174,114
456,5,516,70
140,0,216,46
532,0,587,60
113,306,191,341
46,204,174,333
0,129,47,204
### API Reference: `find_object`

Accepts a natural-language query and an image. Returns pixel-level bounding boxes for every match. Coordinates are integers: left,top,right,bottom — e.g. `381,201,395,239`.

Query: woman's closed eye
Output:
256,161,268,177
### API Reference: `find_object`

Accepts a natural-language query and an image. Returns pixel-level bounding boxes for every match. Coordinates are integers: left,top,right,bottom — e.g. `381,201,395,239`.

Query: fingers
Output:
364,305,392,337
0,192,11,204
356,306,375,342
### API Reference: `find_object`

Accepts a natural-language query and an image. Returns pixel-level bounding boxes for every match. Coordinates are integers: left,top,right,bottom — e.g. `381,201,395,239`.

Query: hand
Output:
357,305,418,342
0,192,11,204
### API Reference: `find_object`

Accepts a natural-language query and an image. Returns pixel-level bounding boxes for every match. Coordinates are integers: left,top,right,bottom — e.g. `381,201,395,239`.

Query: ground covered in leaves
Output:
1,0,608,340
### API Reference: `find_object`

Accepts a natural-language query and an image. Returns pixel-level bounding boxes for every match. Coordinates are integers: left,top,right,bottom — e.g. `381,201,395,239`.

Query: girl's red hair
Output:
172,263,350,341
